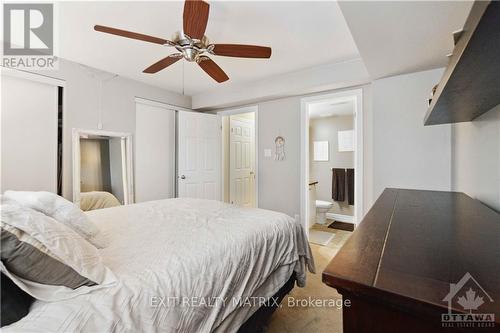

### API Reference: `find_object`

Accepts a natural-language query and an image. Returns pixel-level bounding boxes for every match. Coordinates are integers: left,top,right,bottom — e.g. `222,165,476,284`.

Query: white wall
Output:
371,68,451,200
36,58,190,199
362,85,374,213
451,105,500,212
257,97,301,218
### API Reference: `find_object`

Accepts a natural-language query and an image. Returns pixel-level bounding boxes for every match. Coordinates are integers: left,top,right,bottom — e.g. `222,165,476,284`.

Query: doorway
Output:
300,89,363,238
219,106,258,208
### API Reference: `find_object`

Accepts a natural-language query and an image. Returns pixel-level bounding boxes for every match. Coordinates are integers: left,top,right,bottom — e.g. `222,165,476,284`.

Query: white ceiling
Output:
58,1,360,95
309,100,354,119
338,1,473,79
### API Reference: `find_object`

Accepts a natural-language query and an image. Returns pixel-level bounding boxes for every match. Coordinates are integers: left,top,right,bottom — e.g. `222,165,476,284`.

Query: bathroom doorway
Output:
219,106,258,208
300,89,363,240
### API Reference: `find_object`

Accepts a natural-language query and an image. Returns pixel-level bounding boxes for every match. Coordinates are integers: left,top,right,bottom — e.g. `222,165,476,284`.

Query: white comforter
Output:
6,198,314,333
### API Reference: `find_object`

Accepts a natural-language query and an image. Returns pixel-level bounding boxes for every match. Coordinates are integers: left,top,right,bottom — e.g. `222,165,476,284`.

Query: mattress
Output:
5,198,314,333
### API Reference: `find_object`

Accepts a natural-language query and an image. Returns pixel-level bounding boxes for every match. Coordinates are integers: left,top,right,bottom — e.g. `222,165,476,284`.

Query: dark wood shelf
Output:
323,188,500,332
424,1,500,126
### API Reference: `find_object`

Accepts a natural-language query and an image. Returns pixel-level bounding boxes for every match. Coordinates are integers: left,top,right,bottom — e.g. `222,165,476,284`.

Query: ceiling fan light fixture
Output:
94,0,272,83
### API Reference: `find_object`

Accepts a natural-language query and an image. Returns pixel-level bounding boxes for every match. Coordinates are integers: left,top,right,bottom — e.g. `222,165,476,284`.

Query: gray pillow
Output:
0,226,96,289
0,201,116,301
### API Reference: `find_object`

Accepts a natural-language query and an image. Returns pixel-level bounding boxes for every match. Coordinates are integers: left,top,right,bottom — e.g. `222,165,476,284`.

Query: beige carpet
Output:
266,227,352,333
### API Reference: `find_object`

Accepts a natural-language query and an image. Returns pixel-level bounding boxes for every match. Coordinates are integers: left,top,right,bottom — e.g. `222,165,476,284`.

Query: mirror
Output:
72,129,134,211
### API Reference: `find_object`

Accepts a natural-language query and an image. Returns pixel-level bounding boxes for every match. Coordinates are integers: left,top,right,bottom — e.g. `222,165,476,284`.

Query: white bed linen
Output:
5,198,314,333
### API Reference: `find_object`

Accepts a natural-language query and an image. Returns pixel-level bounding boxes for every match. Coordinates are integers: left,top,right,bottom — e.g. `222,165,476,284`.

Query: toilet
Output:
315,200,333,225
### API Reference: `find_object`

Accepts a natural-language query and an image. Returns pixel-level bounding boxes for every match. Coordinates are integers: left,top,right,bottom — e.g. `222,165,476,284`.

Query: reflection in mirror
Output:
73,129,133,211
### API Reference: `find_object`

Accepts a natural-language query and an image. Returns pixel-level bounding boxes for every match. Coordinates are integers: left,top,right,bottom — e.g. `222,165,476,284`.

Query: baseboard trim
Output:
326,213,354,224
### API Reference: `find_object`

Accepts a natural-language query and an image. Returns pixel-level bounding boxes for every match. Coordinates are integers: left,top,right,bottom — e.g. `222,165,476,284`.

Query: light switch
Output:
264,149,272,158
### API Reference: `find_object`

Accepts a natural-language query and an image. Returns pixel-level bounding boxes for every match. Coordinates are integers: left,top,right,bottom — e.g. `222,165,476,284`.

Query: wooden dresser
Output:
322,189,499,332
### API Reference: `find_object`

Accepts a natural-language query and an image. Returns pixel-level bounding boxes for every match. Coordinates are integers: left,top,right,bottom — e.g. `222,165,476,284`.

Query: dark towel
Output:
332,168,345,202
346,168,355,205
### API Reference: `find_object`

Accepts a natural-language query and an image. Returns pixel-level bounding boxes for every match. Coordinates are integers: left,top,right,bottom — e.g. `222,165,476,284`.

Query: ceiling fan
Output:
94,0,272,83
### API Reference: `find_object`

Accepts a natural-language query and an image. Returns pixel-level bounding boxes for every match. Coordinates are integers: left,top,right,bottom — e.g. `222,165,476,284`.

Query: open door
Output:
177,111,221,200
229,115,256,207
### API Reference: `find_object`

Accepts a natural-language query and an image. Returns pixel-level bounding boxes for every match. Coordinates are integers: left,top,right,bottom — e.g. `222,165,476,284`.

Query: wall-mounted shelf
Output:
424,1,500,126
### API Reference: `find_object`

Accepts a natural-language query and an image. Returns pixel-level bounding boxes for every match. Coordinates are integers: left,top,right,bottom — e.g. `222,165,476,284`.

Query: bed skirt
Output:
237,273,296,333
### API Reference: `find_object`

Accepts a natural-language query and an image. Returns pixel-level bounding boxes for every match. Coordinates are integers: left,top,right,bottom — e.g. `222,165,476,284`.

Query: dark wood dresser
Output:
322,189,499,332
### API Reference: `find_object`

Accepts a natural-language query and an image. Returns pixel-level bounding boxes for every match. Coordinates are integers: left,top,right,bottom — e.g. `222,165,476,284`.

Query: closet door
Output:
1,74,58,192
135,101,176,202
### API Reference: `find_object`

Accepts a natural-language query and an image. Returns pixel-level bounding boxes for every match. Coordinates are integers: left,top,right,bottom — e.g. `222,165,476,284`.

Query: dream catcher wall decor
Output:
274,136,285,161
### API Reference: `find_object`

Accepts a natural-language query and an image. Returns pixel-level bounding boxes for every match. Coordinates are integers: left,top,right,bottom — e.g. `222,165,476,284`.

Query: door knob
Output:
180,175,186,179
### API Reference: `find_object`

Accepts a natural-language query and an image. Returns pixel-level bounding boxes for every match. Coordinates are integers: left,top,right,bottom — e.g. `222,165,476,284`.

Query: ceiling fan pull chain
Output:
182,60,185,96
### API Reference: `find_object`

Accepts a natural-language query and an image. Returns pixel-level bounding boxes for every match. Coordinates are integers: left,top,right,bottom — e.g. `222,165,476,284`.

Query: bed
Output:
4,198,314,332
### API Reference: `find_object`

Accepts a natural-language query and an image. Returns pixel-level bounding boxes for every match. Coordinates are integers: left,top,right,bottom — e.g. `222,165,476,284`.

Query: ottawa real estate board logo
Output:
3,3,58,69
442,272,495,329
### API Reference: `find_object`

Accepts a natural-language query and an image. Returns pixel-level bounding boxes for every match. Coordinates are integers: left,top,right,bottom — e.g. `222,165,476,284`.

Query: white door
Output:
229,116,255,207
1,75,58,192
135,102,176,202
177,111,221,200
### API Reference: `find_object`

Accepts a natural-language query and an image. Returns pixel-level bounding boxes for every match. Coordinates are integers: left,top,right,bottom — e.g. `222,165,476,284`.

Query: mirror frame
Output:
72,128,134,207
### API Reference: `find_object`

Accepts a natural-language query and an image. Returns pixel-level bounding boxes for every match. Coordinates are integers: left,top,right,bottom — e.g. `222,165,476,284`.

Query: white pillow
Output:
0,201,116,301
3,191,108,248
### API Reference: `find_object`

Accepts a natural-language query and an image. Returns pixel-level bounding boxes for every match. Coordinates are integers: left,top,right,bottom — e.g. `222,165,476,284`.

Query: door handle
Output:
179,175,186,179
250,171,254,175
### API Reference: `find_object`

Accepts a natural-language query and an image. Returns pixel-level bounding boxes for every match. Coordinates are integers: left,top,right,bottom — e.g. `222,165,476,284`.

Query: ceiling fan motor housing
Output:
172,32,212,62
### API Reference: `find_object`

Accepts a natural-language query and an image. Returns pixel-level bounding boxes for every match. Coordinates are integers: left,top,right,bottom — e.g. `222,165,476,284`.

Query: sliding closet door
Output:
135,101,176,202
1,74,58,192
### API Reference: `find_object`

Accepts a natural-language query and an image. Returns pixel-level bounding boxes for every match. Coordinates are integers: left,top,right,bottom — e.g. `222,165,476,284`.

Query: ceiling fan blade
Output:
143,55,182,74
197,56,229,83
94,25,171,45
183,0,210,40
212,44,272,58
